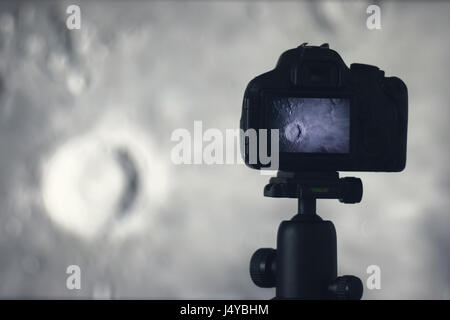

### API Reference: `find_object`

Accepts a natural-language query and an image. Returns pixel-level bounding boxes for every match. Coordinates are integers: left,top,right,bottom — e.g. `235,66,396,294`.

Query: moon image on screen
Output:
271,97,350,153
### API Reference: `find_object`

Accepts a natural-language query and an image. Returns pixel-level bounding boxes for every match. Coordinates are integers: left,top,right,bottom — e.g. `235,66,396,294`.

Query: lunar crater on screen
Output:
284,121,305,143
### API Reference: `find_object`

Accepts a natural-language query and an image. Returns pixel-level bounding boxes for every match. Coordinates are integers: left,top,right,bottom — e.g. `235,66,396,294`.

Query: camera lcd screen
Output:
268,97,350,154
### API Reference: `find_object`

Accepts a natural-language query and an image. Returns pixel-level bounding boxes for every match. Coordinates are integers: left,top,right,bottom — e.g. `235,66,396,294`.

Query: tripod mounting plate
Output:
264,171,363,204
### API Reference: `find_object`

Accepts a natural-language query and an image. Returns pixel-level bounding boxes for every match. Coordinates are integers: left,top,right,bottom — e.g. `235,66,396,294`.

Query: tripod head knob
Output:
249,248,277,288
329,275,364,300
339,177,363,204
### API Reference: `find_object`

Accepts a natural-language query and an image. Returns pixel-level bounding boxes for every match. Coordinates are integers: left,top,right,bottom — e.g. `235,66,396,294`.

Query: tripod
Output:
250,171,364,300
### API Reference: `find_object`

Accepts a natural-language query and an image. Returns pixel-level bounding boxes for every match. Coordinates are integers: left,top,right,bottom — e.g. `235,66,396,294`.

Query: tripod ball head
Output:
249,172,364,299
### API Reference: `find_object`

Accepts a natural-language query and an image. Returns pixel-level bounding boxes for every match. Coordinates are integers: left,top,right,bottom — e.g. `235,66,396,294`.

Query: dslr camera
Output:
240,43,408,172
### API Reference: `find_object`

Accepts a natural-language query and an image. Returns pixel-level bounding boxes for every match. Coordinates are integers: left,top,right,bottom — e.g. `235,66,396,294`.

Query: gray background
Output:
0,0,449,299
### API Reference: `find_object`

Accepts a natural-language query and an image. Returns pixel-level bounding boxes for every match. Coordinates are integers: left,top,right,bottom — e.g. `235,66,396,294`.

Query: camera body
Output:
240,43,408,172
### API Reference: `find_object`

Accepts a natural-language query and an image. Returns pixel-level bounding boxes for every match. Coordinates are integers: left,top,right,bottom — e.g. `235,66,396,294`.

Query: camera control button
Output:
350,63,379,72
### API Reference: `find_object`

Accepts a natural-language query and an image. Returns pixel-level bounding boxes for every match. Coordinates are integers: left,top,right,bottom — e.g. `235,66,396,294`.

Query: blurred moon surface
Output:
41,116,170,240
